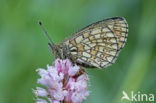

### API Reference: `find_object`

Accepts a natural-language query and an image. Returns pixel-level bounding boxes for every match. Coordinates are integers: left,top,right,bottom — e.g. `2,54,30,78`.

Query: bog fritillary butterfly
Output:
39,17,128,69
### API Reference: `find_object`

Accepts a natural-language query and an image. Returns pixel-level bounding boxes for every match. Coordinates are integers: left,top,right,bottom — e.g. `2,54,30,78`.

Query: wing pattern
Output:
61,17,128,69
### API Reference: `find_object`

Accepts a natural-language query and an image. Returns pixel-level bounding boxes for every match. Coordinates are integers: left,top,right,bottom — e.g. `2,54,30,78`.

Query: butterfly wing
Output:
61,17,128,69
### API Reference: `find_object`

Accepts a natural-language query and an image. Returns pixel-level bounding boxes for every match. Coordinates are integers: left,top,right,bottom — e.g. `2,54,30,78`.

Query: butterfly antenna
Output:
38,21,54,45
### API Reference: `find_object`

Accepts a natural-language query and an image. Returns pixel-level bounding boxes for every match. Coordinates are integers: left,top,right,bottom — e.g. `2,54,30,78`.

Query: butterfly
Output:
39,17,128,69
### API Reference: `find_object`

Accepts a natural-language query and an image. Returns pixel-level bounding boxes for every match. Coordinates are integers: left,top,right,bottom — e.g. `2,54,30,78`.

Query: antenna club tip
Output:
38,21,42,25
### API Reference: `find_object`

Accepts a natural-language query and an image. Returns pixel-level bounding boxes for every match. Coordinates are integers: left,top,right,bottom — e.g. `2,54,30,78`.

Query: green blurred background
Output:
0,0,156,103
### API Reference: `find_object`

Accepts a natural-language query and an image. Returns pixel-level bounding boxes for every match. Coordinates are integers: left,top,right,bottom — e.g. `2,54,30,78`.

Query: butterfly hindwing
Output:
60,17,128,69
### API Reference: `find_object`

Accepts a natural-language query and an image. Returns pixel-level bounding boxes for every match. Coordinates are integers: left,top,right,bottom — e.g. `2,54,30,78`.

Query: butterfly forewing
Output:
60,17,128,69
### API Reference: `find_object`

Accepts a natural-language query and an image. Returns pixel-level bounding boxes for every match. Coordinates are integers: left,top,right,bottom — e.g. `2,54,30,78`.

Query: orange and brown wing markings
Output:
60,17,128,69
71,39,77,46
77,44,84,52
77,44,84,56
113,19,128,50
90,50,97,56
83,32,90,38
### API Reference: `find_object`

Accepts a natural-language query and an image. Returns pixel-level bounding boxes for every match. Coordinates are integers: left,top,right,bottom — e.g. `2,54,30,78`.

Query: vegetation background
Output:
0,0,156,103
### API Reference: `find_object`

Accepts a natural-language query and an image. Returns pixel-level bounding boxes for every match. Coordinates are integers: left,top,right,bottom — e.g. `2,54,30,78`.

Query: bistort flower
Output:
33,59,89,103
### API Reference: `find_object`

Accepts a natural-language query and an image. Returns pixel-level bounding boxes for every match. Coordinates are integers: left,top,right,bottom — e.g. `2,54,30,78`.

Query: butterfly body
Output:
41,17,128,69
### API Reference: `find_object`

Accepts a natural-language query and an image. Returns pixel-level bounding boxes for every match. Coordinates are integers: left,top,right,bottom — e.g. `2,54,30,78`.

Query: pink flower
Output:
33,59,89,103
33,87,48,97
